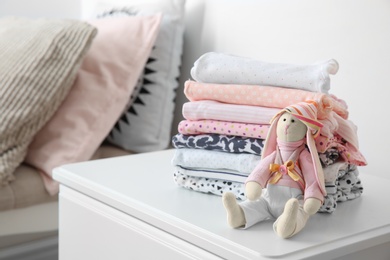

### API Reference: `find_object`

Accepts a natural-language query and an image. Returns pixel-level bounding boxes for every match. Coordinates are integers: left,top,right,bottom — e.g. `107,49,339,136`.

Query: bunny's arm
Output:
299,150,324,203
245,151,276,188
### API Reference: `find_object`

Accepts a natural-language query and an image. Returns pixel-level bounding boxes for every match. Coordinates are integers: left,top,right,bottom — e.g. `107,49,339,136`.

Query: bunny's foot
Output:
274,198,299,238
222,192,246,228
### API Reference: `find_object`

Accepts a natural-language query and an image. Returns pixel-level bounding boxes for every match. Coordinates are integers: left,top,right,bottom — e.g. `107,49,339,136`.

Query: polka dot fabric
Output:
184,80,349,120
178,120,270,139
184,80,323,109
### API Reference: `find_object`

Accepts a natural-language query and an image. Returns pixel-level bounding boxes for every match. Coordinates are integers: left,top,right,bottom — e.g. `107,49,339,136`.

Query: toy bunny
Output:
222,101,326,238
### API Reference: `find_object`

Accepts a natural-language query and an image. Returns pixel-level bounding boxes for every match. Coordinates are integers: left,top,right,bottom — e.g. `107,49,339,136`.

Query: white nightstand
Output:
53,149,390,260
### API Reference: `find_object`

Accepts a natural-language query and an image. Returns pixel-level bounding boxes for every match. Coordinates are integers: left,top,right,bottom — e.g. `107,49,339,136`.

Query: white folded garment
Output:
190,52,339,93
171,148,260,175
173,165,248,183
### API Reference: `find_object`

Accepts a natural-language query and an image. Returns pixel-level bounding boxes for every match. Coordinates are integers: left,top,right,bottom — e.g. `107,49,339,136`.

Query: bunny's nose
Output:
284,124,290,135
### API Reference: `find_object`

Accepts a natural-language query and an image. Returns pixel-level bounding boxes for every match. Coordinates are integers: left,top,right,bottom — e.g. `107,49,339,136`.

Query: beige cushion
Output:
0,164,57,212
0,145,131,212
0,17,97,185
91,143,134,160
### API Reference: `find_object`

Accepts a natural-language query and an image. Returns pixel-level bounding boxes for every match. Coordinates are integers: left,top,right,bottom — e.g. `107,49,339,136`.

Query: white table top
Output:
54,149,390,260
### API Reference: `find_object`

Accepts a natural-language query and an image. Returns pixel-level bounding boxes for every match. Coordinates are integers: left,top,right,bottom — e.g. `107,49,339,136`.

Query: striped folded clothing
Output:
182,100,280,124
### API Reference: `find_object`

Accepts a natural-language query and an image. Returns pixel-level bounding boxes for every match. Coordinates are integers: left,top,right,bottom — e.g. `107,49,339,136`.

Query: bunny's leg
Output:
222,192,246,228
274,198,309,238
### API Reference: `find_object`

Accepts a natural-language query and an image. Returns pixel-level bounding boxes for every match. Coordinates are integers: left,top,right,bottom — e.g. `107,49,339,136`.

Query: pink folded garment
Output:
319,111,360,149
317,109,366,167
178,119,270,139
184,80,349,120
182,100,280,124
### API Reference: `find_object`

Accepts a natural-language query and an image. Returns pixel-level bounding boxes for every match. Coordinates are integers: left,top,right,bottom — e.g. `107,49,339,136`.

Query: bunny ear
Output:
306,131,326,196
261,112,283,160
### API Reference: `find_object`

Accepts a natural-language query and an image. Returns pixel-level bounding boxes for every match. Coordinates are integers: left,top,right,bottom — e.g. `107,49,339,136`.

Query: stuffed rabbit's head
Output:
276,112,307,142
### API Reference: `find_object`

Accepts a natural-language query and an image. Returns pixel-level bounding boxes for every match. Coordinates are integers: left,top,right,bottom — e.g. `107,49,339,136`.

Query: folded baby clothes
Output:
173,166,248,183
316,134,367,166
184,80,349,119
174,161,363,213
319,111,361,151
171,148,260,175
190,52,339,93
171,52,366,216
182,100,280,124
172,133,265,155
319,164,363,213
178,119,270,139
173,170,246,200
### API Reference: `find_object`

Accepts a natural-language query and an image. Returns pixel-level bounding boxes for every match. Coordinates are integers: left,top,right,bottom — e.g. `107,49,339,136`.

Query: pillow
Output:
25,14,162,195
90,0,186,153
0,17,96,185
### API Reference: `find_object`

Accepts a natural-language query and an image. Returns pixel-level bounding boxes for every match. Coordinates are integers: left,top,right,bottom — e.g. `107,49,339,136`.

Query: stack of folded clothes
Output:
171,52,367,213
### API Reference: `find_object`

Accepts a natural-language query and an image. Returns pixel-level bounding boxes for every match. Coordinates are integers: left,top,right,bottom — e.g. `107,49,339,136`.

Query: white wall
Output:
177,0,389,180
0,0,80,18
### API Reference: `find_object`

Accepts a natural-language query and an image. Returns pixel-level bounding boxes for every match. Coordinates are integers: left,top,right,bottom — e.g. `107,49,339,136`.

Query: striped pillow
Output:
0,17,97,185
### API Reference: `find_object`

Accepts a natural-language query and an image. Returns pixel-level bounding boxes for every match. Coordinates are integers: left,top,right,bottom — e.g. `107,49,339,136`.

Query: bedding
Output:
0,17,96,185
0,164,57,212
25,14,161,195
93,0,186,153
190,52,339,93
0,144,131,212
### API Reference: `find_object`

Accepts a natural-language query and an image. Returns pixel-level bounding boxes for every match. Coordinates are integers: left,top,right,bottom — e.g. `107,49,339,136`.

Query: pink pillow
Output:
25,14,162,195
